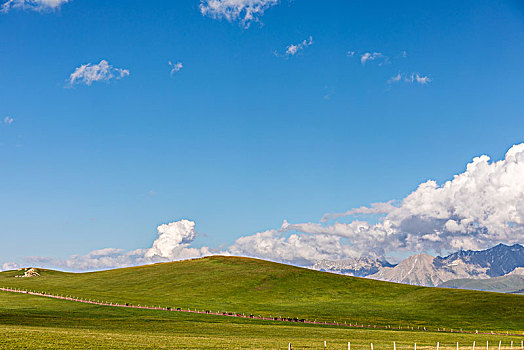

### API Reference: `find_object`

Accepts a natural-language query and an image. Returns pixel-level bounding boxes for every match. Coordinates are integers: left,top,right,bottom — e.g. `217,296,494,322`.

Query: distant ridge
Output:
434,243,524,277
312,257,395,277
367,243,524,288
312,244,524,290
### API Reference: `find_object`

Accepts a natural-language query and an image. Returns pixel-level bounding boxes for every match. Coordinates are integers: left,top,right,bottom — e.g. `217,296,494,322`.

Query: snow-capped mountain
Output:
367,243,524,287
433,243,524,277
311,257,395,277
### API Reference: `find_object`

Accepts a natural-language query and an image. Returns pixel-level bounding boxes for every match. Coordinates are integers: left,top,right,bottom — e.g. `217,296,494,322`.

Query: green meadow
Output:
0,292,522,349
0,256,522,349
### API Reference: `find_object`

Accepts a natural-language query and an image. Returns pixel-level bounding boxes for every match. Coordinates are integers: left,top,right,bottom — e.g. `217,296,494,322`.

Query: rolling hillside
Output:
2,292,522,350
1,256,523,333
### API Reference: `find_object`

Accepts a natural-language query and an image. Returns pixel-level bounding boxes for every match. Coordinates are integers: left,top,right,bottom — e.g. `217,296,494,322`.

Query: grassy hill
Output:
1,256,523,334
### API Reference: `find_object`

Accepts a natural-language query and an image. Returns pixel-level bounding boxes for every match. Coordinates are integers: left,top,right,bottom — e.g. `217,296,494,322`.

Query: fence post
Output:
499,341,501,350
288,342,291,350
349,342,350,350
415,342,417,350
394,341,396,350
324,340,327,350
371,343,374,350
474,341,476,350
438,342,440,350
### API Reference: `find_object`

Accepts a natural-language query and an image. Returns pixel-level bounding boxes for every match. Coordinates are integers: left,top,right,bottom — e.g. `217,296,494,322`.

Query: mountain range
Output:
312,257,394,277
312,243,524,293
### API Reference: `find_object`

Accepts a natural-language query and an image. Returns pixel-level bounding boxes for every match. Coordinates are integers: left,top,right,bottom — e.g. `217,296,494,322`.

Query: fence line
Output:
285,342,524,350
1,287,523,338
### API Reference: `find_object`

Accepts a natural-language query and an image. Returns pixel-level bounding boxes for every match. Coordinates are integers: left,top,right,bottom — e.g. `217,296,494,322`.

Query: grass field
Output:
0,292,522,349
0,256,523,349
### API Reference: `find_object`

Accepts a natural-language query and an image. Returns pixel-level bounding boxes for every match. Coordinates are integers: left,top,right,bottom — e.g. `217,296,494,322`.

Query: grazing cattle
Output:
205,310,210,314
176,308,181,311
249,314,254,318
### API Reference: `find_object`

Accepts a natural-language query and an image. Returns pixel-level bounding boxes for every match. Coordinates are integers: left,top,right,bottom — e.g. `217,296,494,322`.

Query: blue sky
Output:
1,0,523,268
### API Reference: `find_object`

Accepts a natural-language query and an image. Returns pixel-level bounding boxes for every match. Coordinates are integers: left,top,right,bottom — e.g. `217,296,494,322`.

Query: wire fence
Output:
1,287,523,339
283,342,524,350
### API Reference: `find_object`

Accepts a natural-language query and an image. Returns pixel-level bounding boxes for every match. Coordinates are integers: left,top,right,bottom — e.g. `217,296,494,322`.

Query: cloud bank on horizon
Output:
4,142,524,271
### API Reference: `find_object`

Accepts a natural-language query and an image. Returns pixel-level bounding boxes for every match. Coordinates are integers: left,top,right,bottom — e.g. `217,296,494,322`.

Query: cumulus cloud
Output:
169,61,183,76
69,60,129,86
388,72,431,85
144,220,208,260
322,143,524,253
200,0,279,28
3,116,14,125
228,225,361,266
1,0,69,12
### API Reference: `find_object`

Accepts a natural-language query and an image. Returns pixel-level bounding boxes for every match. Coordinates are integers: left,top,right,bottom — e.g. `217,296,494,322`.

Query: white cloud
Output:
199,0,279,28
387,73,402,84
360,52,389,65
318,143,524,254
69,60,129,86
322,201,396,222
1,262,20,271
347,51,355,57
3,116,14,125
1,0,69,12
169,61,183,76
414,74,431,84
145,220,200,259
228,225,361,266
276,36,313,57
388,72,431,85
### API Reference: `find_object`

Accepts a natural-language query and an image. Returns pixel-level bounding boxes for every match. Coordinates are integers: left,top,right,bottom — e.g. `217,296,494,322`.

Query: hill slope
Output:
2,292,522,350
1,256,523,332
